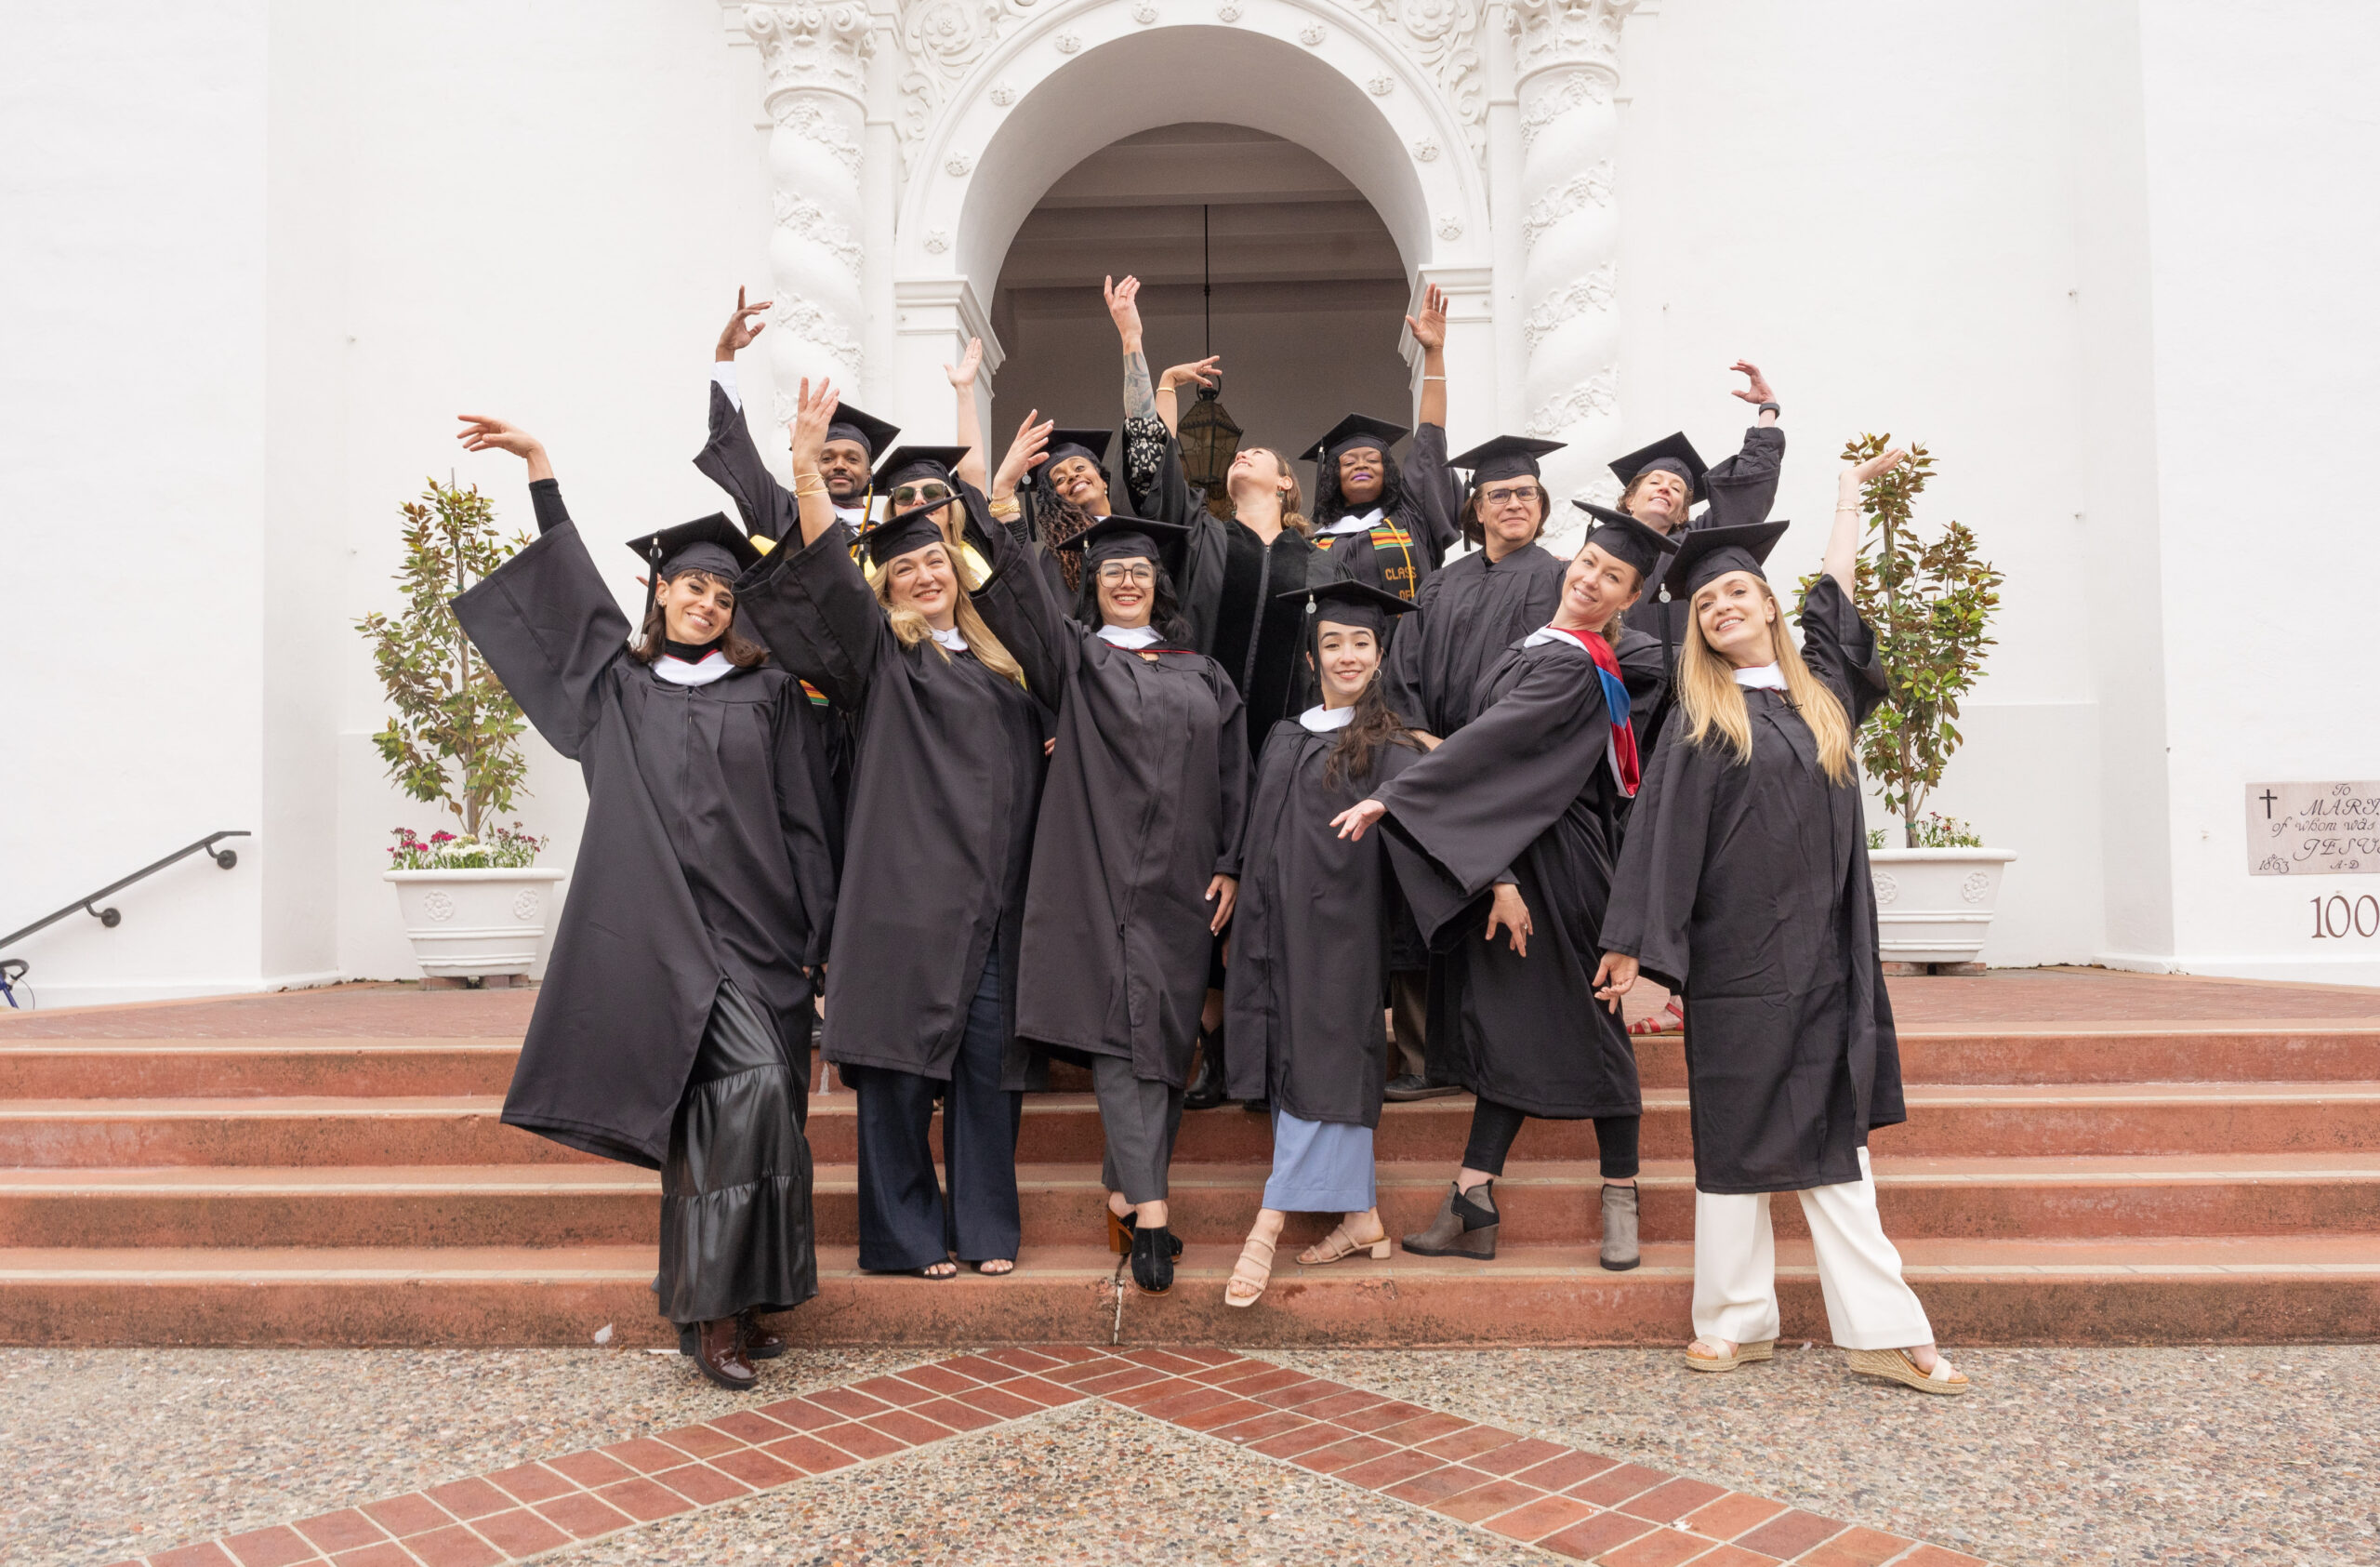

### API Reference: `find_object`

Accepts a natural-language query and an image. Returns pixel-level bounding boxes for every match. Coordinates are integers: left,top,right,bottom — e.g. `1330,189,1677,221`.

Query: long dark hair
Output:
629,569,769,669
1323,667,1422,790
1028,475,1102,594
1311,445,1408,527
1071,555,1195,647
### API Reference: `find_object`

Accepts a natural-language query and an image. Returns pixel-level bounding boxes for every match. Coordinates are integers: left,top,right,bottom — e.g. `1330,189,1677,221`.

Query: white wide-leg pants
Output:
1690,1149,1934,1351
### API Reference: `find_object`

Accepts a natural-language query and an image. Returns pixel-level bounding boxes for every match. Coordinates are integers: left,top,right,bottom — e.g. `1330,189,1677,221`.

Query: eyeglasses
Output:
891,482,954,508
1095,562,1155,586
1479,484,1540,509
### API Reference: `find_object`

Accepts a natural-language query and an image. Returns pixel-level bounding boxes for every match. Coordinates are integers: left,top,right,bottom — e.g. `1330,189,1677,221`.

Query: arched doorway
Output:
987,124,1414,487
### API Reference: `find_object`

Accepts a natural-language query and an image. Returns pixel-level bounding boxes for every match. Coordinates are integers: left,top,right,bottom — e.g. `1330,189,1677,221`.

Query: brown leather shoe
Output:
690,1317,758,1391
738,1309,787,1361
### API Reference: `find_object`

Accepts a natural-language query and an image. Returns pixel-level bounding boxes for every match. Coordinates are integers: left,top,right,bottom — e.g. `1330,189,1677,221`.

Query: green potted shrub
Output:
1831,435,2015,973
358,478,564,983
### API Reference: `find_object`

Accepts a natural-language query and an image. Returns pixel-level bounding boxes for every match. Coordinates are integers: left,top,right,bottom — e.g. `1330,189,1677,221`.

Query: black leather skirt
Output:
655,978,817,1325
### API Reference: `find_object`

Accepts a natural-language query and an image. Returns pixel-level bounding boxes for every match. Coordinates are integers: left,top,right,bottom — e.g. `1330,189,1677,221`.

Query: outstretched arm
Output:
946,338,988,491
1406,283,1448,430
457,417,562,535
1155,356,1221,438
1827,445,1906,592
1107,274,1158,422
787,378,846,552
1730,361,1778,428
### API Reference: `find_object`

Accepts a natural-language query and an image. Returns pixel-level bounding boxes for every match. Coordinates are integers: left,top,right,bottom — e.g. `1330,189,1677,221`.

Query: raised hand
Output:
788,377,840,471
1845,445,1909,487
717,287,773,362
456,415,542,461
1160,356,1223,394
944,337,985,390
1404,284,1449,352
992,410,1054,498
1104,273,1145,345
1728,360,1775,405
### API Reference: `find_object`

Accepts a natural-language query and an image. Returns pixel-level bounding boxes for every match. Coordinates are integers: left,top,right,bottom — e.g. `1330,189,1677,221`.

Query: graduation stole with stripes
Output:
1539,625,1640,796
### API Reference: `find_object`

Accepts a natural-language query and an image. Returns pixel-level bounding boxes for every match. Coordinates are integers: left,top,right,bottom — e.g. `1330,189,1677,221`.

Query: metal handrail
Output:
0,831,251,979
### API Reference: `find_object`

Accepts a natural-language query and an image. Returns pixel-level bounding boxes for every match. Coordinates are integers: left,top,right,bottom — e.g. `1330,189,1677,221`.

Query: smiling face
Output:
1094,553,1157,630
883,542,959,628
819,439,872,503
1309,619,1381,707
1049,455,1111,514
1474,477,1546,552
658,570,734,644
1557,542,1642,634
1226,447,1297,509
1335,445,1386,508
1693,569,1779,667
1623,469,1692,534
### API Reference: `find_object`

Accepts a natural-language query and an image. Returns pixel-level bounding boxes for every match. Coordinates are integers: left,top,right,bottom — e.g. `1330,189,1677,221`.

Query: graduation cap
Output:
628,514,762,612
1659,519,1791,604
1449,434,1565,486
1608,432,1709,504
873,445,970,490
1277,578,1419,639
857,496,961,569
1058,513,1191,580
1045,427,1115,475
1570,501,1681,587
1301,413,1409,468
823,401,900,464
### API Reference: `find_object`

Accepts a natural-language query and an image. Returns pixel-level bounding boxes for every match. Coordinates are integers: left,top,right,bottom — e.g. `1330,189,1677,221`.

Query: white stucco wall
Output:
5,0,2374,1003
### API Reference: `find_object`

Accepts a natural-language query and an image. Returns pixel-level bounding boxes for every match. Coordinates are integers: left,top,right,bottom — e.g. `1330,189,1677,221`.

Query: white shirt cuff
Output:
711,362,742,412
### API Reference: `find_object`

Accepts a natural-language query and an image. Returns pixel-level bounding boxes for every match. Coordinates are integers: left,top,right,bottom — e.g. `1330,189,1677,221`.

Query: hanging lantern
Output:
1178,378,1242,520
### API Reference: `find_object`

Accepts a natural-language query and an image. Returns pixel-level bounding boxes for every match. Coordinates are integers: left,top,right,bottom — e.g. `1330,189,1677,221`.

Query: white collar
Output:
833,502,866,527
1326,507,1385,536
1096,624,1161,648
1521,623,1598,651
930,626,969,652
1734,662,1788,690
1298,704,1355,733
653,650,735,687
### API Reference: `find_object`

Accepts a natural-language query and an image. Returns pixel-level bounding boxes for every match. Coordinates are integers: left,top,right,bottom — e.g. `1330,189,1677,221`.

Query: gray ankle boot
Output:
1599,1182,1640,1271
1402,1180,1499,1260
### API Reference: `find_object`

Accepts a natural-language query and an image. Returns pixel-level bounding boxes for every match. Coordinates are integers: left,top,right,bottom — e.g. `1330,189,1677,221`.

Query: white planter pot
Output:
1867,847,2017,966
384,868,569,978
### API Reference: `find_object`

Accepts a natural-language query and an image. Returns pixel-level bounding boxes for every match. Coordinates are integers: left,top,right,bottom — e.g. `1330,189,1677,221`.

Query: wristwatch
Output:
1757,401,1780,416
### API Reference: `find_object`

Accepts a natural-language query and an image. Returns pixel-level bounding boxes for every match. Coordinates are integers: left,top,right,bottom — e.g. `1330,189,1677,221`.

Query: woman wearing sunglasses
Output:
967,414,1250,1297
735,378,1048,1282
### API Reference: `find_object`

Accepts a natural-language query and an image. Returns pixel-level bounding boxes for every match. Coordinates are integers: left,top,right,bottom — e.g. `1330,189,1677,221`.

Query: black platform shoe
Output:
1107,1206,1183,1258
1183,1028,1228,1111
1130,1223,1176,1295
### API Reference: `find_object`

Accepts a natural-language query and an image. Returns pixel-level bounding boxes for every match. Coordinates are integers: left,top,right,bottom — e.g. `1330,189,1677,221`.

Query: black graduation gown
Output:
1373,634,1642,1120
1380,542,1568,740
451,496,840,1170
733,512,1049,1091
1600,576,1905,1194
970,526,1251,1088
1225,718,1421,1126
1126,418,1347,742
1309,423,1461,607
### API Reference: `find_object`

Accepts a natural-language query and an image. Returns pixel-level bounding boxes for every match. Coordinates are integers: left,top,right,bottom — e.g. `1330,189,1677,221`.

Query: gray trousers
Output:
1093,1055,1186,1205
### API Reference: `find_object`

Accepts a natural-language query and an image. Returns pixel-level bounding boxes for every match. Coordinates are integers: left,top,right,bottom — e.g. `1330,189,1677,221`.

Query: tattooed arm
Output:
1105,273,1157,421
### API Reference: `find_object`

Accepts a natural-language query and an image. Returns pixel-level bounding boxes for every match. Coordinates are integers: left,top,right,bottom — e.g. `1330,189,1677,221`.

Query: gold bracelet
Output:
987,498,1021,519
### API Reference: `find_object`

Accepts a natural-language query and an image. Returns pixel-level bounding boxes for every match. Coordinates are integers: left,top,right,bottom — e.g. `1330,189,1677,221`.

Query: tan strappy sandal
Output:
1844,1346,1969,1396
1684,1337,1775,1373
1224,1233,1276,1308
1298,1220,1393,1266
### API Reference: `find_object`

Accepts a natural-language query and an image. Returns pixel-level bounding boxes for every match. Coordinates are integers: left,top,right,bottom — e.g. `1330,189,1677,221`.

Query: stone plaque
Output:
2247,781,2380,875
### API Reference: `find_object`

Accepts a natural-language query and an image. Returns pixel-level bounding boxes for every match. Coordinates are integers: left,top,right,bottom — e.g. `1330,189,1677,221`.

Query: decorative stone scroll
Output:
747,2,875,407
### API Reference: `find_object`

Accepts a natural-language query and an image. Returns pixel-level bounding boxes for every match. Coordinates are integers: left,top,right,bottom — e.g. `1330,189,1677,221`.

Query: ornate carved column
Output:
1509,0,1632,526
745,2,874,422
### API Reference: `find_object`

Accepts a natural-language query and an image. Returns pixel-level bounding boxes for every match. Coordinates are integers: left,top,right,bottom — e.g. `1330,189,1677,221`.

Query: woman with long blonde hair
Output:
1594,449,1968,1397
734,378,1047,1282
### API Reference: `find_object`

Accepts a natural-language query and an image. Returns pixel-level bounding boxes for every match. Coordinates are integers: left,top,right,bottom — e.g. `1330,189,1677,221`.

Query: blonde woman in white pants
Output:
1593,451,1965,1396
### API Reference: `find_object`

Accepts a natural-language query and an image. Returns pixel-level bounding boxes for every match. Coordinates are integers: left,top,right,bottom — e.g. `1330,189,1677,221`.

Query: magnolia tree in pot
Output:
357,480,563,984
1831,435,2014,973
